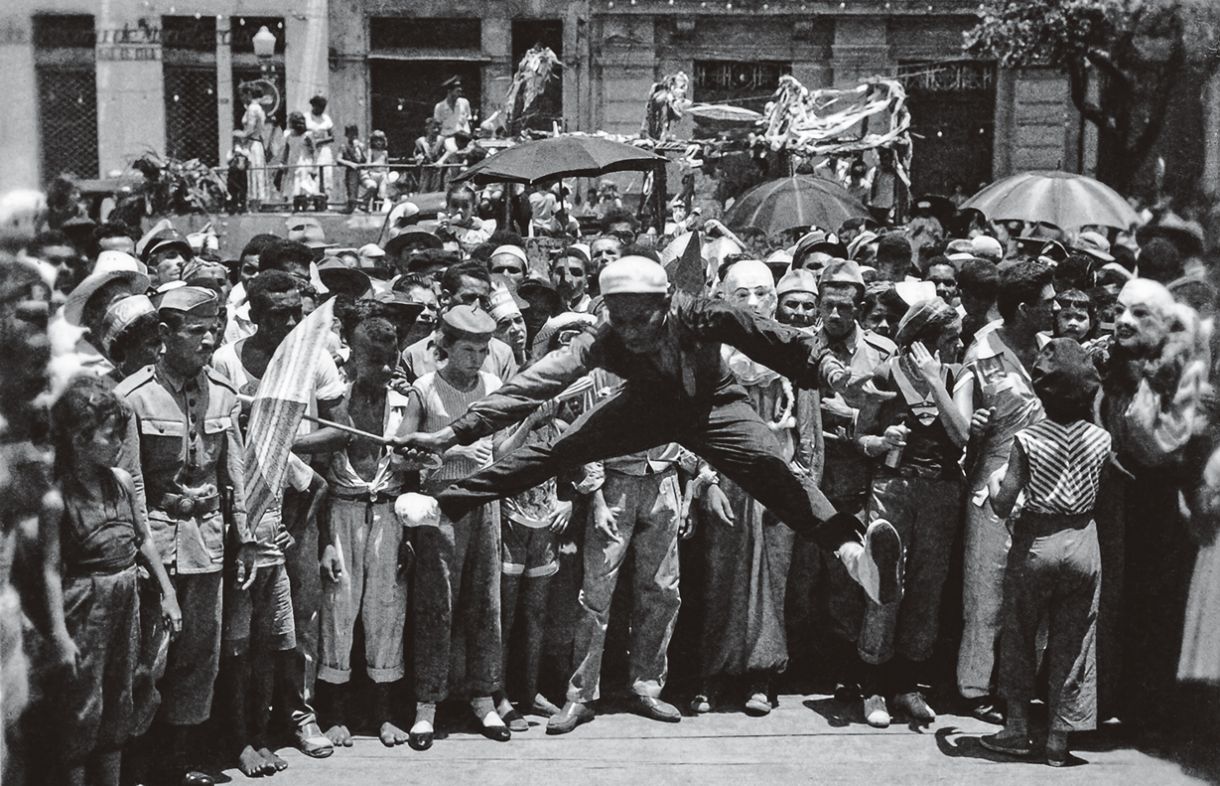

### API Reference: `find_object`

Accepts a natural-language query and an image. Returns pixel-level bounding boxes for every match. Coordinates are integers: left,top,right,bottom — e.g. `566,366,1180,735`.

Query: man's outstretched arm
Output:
396,337,592,454
681,294,831,387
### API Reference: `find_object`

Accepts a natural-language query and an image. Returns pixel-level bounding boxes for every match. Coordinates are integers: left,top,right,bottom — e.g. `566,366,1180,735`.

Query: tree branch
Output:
1130,20,1186,162
1068,57,1118,137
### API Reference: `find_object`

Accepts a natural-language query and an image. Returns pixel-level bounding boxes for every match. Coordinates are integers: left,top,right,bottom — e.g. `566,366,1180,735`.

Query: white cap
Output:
598,255,669,296
358,243,386,258
491,245,528,264
970,235,1004,262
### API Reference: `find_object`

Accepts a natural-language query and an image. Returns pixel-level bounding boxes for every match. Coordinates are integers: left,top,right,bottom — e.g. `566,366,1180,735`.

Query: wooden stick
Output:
237,394,389,445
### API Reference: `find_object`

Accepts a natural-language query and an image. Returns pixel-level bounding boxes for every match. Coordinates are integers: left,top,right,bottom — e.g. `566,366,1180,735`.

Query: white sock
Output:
837,540,881,604
411,702,435,735
471,696,505,728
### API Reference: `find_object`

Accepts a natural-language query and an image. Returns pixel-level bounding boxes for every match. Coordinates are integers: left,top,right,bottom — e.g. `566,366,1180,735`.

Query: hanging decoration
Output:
504,45,562,131
642,71,692,141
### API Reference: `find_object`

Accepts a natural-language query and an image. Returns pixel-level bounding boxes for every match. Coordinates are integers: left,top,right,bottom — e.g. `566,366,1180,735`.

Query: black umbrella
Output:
454,135,667,186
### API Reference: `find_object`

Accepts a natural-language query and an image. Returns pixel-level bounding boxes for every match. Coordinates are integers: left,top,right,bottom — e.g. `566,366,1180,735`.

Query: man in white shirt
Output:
432,76,472,139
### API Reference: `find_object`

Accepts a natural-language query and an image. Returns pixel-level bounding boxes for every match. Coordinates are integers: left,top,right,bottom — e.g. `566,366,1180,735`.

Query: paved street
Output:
222,695,1213,785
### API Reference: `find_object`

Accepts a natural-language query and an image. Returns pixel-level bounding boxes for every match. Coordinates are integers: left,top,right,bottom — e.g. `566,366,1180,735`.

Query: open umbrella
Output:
686,103,762,131
961,171,1139,232
454,135,667,186
723,175,868,236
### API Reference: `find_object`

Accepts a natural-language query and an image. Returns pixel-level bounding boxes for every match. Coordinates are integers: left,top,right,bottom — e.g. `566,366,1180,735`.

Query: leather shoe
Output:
480,723,511,742
626,694,681,723
546,701,595,735
407,730,433,751
295,721,335,758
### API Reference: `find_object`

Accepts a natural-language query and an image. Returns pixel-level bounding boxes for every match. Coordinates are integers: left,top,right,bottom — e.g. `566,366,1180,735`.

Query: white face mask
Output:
721,260,777,319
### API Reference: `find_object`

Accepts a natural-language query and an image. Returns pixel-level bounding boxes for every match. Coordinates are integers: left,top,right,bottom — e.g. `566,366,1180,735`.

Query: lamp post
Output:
253,25,276,79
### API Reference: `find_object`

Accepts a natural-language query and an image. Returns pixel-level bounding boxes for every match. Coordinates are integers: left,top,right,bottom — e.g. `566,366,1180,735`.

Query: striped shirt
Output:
413,370,501,486
1014,419,1111,515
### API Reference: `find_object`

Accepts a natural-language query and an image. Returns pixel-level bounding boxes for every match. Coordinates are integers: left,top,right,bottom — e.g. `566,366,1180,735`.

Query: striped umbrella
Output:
723,175,868,236
961,171,1139,232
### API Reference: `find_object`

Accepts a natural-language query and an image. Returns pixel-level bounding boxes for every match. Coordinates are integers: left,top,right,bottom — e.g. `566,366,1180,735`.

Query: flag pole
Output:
238,393,390,445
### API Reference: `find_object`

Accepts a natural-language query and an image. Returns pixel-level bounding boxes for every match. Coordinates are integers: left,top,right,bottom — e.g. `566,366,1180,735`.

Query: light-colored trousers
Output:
319,498,407,684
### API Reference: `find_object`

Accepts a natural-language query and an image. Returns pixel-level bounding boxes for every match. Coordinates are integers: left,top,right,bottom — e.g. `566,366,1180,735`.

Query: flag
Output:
243,297,337,529
665,230,705,295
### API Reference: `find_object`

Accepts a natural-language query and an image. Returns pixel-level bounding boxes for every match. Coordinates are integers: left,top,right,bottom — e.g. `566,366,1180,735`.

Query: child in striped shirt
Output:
985,338,1111,767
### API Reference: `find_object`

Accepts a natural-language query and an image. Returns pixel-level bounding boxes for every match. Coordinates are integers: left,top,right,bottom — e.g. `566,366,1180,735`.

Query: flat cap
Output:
599,255,669,296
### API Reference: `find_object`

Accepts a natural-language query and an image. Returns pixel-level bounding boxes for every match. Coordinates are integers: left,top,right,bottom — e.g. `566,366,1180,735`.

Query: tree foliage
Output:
965,0,1220,190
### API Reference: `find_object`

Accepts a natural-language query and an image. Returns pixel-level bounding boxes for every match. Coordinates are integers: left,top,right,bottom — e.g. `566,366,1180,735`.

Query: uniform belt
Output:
331,488,403,504
155,492,220,519
65,561,137,579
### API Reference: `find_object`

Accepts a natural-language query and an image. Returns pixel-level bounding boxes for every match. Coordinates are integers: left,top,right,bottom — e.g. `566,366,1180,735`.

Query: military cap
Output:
156,285,219,316
819,258,865,291
776,268,819,298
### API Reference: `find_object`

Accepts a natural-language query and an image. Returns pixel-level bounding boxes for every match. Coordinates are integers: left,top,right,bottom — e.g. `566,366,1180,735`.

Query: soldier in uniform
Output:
805,259,900,727
116,286,258,786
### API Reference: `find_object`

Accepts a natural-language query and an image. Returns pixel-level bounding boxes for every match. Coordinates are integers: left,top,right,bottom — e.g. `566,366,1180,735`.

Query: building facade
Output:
3,0,1217,199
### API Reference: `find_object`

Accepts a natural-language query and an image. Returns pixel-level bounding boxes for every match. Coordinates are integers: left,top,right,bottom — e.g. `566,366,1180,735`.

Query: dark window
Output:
161,15,218,52
34,15,98,180
33,14,95,49
369,18,481,51
694,60,791,110
370,61,482,158
163,17,219,165
897,61,996,195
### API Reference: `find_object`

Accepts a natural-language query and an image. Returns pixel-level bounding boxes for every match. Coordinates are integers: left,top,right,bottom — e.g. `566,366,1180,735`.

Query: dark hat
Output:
316,257,371,299
156,285,219,317
385,228,443,257
820,258,866,291
517,278,564,317
371,290,426,325
1136,210,1205,258
442,75,463,89
1031,338,1100,413
793,229,848,262
439,304,496,341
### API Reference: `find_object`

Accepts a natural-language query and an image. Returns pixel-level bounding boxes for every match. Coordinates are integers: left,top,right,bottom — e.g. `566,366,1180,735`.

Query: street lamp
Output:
253,25,276,78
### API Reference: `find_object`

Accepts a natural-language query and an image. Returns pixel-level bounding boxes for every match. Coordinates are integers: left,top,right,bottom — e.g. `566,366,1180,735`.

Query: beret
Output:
440,303,496,340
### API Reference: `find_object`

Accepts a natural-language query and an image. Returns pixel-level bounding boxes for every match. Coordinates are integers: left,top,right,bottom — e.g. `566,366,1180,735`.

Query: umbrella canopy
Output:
723,175,868,237
961,171,1139,233
686,103,762,128
454,135,667,186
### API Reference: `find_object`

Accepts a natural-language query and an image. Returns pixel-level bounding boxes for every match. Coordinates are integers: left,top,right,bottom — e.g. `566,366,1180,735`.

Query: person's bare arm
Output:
989,440,1029,519
119,468,182,638
910,342,970,447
